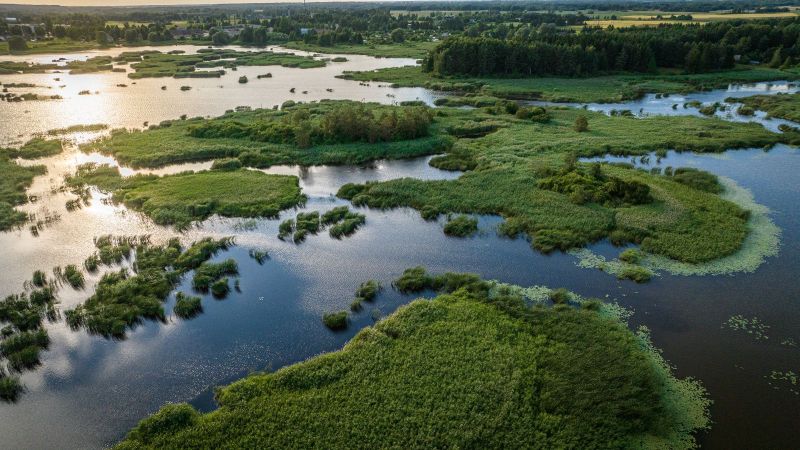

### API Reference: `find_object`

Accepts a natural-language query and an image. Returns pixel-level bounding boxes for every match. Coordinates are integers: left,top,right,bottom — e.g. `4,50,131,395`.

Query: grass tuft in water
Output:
322,311,348,330
173,293,202,319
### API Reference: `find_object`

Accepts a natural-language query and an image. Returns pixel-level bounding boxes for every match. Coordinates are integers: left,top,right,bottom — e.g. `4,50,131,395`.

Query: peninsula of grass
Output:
340,65,800,103
283,40,435,59
66,165,305,229
0,155,45,231
2,138,63,159
81,100,450,169
731,92,800,122
65,237,234,338
173,293,202,319
123,49,323,79
116,273,709,449
337,106,784,264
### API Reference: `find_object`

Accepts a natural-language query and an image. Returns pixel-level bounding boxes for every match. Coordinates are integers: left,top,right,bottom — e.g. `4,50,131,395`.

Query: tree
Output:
390,28,406,43
574,115,589,132
253,27,267,46
7,36,27,52
239,26,254,44
124,29,140,43
95,31,113,46
212,31,230,46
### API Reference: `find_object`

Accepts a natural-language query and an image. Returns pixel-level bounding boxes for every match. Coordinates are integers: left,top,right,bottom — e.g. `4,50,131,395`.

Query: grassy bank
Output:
82,100,451,168
66,165,305,229
0,38,210,56
0,156,46,231
337,106,781,264
116,274,709,449
283,40,434,59
340,65,800,103
732,93,800,122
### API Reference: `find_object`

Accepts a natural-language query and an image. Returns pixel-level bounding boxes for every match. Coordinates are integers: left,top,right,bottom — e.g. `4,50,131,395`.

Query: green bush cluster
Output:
173,293,202,319
192,259,238,291
443,215,478,237
322,311,348,330
64,237,234,338
279,206,366,243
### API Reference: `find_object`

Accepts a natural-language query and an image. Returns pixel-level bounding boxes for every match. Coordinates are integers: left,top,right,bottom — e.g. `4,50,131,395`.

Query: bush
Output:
322,311,348,330
31,270,47,288
355,280,382,302
574,115,589,132
0,373,23,402
443,215,478,237
211,278,231,298
549,288,571,304
174,293,202,319
618,266,653,283
619,249,643,264
62,265,85,289
393,266,433,293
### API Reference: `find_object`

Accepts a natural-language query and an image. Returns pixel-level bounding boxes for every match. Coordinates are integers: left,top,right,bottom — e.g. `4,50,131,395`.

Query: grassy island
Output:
731,92,800,123
337,106,781,264
341,65,800,103
81,100,450,168
116,272,709,449
66,165,305,229
0,156,45,231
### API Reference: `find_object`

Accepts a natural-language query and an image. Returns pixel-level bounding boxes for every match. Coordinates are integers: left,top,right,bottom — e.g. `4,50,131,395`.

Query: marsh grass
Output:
192,259,238,291
732,92,800,122
173,293,202,319
118,273,710,449
248,249,269,264
322,311,348,330
0,156,45,231
443,215,478,237
211,278,230,299
0,371,22,402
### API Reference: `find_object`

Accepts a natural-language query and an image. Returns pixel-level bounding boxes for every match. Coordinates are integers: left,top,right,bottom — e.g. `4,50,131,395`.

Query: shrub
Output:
393,266,433,293
31,270,47,288
0,373,23,402
238,76,248,84
322,311,348,330
62,265,85,289
193,259,238,291
618,266,653,283
574,115,589,132
619,249,643,264
549,288,571,304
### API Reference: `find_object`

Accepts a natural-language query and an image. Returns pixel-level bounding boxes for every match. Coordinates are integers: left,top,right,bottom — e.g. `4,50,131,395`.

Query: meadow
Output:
341,65,800,103
82,101,452,168
66,165,305,229
338,106,780,265
115,274,709,449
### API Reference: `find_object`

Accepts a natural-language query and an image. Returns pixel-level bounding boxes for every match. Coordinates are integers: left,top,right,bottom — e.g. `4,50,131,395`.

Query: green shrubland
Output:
116,273,709,449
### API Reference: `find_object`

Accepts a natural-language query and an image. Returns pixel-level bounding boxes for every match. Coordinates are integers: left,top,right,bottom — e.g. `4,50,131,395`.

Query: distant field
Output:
584,9,798,27
104,21,152,27
583,19,697,27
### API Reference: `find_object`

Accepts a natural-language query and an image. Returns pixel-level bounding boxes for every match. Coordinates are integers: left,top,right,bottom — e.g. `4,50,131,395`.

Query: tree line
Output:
424,18,800,76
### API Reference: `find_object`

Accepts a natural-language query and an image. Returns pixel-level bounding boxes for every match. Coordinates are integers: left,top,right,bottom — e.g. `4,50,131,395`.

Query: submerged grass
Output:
116,272,709,449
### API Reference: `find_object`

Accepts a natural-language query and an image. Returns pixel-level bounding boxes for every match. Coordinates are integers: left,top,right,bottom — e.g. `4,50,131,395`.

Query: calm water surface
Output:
0,46,798,449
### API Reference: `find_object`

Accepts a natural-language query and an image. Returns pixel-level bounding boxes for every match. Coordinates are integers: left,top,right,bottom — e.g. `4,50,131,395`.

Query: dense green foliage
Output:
173,293,202,319
443,215,478,237
338,107,771,263
66,164,304,229
65,237,233,338
116,273,709,449
322,311,349,330
425,19,800,76
0,155,45,231
732,92,800,122
83,101,451,168
192,259,238,291
354,280,382,302
2,138,62,159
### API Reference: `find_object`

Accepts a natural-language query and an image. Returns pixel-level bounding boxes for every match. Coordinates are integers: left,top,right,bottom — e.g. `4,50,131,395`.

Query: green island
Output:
0,155,46,231
342,65,800,103
337,105,784,270
81,101,450,168
66,165,305,229
116,271,709,449
730,92,800,122
65,236,234,337
2,138,63,159
278,206,367,243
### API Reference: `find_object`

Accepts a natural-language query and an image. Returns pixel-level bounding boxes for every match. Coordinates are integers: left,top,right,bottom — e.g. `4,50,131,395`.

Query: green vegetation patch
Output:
2,138,63,159
123,49,323,79
66,165,305,229
82,101,450,168
117,273,709,449
284,40,435,58
173,293,202,319
65,237,234,338
278,206,366,243
336,107,781,264
0,155,45,231
341,65,800,103
732,92,800,122
443,214,478,237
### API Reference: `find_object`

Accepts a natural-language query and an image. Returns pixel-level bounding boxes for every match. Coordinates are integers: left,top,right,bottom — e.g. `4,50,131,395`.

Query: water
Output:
1,46,799,449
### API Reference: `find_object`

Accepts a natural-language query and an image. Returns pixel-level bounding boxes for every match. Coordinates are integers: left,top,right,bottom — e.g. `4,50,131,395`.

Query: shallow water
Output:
1,46,799,449
528,80,800,131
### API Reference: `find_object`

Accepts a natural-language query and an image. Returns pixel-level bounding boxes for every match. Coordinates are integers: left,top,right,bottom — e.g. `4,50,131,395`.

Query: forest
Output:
424,18,800,76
